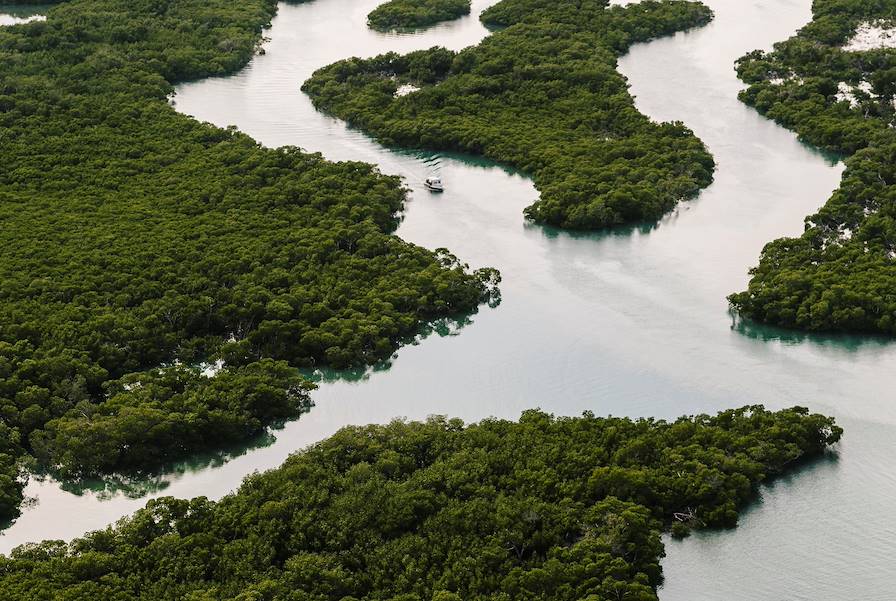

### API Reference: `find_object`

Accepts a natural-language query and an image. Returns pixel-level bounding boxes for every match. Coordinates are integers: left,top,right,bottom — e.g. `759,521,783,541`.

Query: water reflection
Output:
730,312,893,353
304,313,479,384
533,218,661,241
0,3,45,16
63,431,280,497
23,425,287,509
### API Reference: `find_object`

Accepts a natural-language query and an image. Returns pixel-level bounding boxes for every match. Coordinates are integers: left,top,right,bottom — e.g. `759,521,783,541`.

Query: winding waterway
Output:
4,0,896,598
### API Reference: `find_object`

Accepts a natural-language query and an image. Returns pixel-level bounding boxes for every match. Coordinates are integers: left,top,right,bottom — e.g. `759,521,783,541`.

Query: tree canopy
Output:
0,0,496,521
367,0,470,32
303,0,715,230
0,405,841,600
729,0,896,333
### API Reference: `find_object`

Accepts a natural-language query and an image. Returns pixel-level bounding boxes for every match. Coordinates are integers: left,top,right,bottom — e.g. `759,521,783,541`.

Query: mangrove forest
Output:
303,0,716,230
367,0,470,31
730,0,896,334
0,0,496,521
0,406,842,600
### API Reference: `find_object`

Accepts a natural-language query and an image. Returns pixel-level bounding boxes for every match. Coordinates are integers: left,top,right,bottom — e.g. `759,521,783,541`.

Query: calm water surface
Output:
4,0,895,598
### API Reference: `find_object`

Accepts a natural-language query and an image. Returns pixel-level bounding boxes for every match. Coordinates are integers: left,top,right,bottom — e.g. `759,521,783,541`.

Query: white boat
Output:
424,176,444,192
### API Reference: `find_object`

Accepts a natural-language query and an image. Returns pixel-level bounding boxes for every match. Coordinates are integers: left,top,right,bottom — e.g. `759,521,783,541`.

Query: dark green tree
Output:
0,406,842,600
730,0,896,334
367,0,471,31
0,0,496,520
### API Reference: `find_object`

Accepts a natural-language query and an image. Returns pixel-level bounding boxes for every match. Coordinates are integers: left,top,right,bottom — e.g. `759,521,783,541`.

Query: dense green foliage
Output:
729,0,896,333
29,360,314,478
367,0,470,31
0,406,841,600
303,0,715,230
0,0,495,519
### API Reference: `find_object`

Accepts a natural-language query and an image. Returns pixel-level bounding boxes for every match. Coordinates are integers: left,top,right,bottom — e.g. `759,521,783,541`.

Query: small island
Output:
367,0,471,31
304,0,715,231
